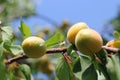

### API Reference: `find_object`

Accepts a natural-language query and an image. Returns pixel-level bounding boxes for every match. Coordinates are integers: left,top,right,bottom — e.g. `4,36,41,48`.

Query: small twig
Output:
62,53,72,63
5,46,120,65
46,46,67,53
6,54,28,65
102,46,120,53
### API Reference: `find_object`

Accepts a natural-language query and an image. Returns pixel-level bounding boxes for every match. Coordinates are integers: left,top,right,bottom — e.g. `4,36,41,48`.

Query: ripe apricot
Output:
106,40,120,48
22,36,46,58
75,29,103,56
67,22,89,44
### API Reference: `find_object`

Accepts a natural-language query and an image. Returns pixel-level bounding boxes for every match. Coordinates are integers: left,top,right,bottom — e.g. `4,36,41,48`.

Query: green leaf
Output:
72,57,81,73
1,26,14,46
67,45,73,55
0,50,7,80
0,62,7,80
0,43,4,58
8,69,20,80
45,32,64,48
98,64,111,80
19,21,32,38
19,64,32,80
82,64,98,80
74,56,92,80
106,53,120,80
9,45,23,55
96,49,111,80
80,56,92,72
113,31,120,40
56,57,78,80
96,49,107,66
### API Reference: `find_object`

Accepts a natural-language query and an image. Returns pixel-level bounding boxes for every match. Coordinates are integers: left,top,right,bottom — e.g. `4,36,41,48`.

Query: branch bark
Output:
5,46,120,65
102,46,120,53
5,46,67,64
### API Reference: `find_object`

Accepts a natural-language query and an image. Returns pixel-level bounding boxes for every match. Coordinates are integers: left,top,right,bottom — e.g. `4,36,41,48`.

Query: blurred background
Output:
1,0,120,40
1,0,120,80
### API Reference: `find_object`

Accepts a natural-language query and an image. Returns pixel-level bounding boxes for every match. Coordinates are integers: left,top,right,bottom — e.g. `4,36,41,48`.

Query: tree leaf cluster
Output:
0,0,35,25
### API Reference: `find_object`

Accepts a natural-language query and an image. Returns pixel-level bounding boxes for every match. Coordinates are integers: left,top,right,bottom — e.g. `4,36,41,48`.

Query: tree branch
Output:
5,46,120,65
46,46,67,53
5,46,67,64
102,46,120,53
6,54,28,65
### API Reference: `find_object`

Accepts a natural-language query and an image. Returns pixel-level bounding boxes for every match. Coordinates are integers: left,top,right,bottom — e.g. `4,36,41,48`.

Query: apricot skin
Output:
22,36,46,58
75,29,103,56
106,40,120,48
67,22,89,44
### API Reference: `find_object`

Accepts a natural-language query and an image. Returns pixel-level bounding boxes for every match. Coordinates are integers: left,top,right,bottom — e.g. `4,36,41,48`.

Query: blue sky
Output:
13,0,120,34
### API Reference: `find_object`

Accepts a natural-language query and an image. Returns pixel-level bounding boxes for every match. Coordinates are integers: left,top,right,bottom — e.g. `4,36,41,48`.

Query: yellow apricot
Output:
106,40,120,48
22,36,46,58
67,22,89,44
75,29,103,56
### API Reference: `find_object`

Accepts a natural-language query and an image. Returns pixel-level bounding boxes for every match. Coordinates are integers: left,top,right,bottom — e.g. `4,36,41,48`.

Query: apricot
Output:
39,55,49,67
75,29,103,56
106,40,120,48
67,22,89,44
22,36,46,58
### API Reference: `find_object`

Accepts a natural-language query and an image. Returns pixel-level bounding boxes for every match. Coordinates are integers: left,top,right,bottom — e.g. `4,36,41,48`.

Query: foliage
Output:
0,18,120,80
0,0,35,25
45,32,64,48
110,11,120,33
19,21,32,39
56,57,77,80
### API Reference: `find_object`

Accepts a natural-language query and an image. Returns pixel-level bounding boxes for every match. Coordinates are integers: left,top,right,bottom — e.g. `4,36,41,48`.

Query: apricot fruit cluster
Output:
67,22,103,56
22,36,46,58
67,22,89,44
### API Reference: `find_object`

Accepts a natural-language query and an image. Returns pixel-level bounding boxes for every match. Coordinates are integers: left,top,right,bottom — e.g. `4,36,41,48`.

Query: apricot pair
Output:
67,22,103,56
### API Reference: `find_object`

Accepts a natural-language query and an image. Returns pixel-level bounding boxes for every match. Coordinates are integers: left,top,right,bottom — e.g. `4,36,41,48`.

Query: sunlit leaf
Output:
9,45,23,55
1,26,14,46
106,53,120,80
98,64,111,80
80,56,91,72
74,56,91,80
45,32,64,48
19,21,32,38
19,64,33,80
56,57,78,80
82,64,98,80
72,57,81,73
